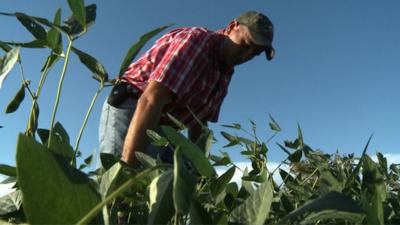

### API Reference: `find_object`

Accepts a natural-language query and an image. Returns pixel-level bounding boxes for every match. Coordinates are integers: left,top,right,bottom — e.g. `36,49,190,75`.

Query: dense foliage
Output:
0,1,399,224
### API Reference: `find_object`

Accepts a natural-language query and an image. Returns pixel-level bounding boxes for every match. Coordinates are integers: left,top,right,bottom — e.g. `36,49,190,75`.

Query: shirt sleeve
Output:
148,28,212,100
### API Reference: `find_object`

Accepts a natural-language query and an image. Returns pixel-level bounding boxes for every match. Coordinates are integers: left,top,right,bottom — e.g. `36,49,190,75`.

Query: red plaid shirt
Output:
121,27,234,128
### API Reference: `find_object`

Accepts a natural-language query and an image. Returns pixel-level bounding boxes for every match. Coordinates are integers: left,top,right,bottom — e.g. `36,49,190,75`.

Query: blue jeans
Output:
98,97,174,167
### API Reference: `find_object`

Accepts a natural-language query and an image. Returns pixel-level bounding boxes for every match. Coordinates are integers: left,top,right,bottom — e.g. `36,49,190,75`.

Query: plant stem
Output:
72,84,104,165
48,39,73,148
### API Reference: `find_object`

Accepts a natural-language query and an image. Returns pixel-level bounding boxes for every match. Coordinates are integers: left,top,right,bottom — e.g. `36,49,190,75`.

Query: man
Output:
99,11,275,167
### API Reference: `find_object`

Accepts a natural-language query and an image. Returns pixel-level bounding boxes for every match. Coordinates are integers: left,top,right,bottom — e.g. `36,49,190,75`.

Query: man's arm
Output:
121,81,173,165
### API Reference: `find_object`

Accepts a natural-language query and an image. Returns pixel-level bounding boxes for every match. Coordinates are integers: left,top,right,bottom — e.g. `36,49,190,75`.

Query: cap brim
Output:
265,46,275,61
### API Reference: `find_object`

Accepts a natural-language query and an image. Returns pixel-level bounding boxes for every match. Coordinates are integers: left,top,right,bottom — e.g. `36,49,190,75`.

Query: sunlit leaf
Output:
173,147,197,214
47,9,63,54
0,190,22,216
119,24,172,75
0,47,20,89
5,83,25,114
146,129,169,147
230,178,274,225
16,134,102,224
148,170,174,225
210,152,231,166
222,123,241,130
161,125,215,177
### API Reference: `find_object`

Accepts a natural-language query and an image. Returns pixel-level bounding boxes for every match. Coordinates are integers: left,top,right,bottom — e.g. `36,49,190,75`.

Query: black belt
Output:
107,82,141,107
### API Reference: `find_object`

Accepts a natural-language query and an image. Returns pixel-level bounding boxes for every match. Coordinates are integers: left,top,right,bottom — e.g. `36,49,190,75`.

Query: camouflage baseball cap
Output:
236,11,275,60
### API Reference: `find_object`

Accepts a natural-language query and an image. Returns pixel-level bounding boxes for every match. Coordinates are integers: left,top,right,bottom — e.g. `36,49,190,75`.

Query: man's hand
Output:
121,81,173,165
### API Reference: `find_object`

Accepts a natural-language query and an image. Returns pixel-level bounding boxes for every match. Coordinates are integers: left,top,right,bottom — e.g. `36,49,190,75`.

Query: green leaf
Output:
0,47,20,89
161,125,215,177
16,134,102,224
119,24,172,75
37,128,49,144
222,123,241,130
195,126,213,156
210,152,231,166
317,164,344,194
62,4,96,37
99,162,122,198
0,41,12,52
71,47,108,82
189,198,213,225
242,168,268,183
67,0,86,30
100,153,119,170
148,170,174,225
41,53,60,72
210,166,236,198
376,152,388,177
0,190,22,215
0,164,17,177
288,149,302,162
135,151,157,168
15,12,47,40
300,210,365,225
5,83,25,114
221,131,240,148
268,114,281,132
166,112,186,130
46,122,74,162
230,178,274,225
361,155,386,225
4,40,47,48
46,9,63,54
146,129,169,147
277,191,364,224
173,147,197,214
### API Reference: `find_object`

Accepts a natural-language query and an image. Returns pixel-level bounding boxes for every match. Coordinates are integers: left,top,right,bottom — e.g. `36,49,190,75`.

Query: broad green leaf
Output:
268,114,281,132
237,167,254,199
173,147,197,214
376,152,388,177
242,168,268,183
189,198,213,225
317,164,344,194
47,9,63,54
62,4,96,37
0,190,22,216
361,155,386,225
277,191,364,224
67,0,86,30
15,12,47,40
300,209,365,225
221,131,240,147
230,178,274,225
99,162,122,198
5,83,25,114
161,125,215,177
119,24,172,75
0,47,20,89
0,164,16,177
71,47,108,82
37,128,49,144
210,166,235,198
16,134,102,224
146,129,169,147
148,170,174,225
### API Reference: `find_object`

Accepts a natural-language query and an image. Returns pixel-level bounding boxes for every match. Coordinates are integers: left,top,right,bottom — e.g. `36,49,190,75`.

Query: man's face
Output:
224,22,266,67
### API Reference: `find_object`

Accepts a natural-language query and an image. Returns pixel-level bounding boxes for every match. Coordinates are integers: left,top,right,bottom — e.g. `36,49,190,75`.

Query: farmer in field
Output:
99,11,275,167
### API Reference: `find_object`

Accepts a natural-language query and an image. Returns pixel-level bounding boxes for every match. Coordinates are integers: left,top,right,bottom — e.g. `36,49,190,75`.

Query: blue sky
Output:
1,0,399,172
